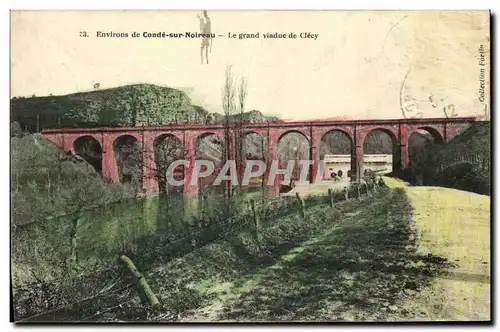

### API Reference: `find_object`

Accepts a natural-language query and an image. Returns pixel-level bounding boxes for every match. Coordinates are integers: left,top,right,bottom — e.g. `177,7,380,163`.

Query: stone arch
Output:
152,132,183,144
319,128,353,143
278,129,310,143
240,131,268,189
412,126,444,144
113,134,143,188
362,128,400,174
193,131,225,152
154,133,185,193
195,131,225,193
241,128,267,138
363,127,398,144
277,131,311,191
319,129,354,181
358,124,399,145
241,131,268,161
408,127,444,176
73,135,103,175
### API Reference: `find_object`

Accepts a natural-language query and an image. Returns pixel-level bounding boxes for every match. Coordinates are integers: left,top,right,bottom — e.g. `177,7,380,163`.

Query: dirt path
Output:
384,177,490,321
181,180,490,322
180,210,361,322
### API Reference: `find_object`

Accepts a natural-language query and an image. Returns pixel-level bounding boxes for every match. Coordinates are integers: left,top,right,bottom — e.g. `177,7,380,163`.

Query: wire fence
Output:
13,199,274,322
12,179,384,322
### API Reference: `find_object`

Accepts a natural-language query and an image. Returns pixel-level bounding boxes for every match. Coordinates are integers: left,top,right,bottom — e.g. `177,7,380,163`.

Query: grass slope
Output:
180,180,489,322
18,180,488,322
18,193,370,322
11,134,138,288
419,122,491,195
191,187,452,322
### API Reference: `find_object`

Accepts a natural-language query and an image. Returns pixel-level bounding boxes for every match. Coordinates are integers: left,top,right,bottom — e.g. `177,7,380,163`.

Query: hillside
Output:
11,134,134,228
410,122,491,194
10,84,281,132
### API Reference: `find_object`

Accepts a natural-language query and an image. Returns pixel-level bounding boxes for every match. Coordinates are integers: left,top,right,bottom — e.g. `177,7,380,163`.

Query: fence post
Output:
344,186,349,200
120,255,159,307
328,188,334,208
199,189,205,220
378,176,385,187
296,193,306,218
250,199,261,241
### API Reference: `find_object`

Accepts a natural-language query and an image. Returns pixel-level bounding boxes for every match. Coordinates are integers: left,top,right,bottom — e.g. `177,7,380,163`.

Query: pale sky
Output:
11,10,490,121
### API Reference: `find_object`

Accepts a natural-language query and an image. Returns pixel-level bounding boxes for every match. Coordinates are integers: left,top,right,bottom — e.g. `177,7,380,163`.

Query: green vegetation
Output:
10,81,490,322
11,128,490,322
19,184,471,322
11,133,136,284
14,186,376,322
410,122,491,195
11,134,133,227
10,131,341,321
11,134,257,284
186,188,451,322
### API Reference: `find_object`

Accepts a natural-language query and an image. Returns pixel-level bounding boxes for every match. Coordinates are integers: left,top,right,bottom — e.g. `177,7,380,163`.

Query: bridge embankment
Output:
400,121,490,195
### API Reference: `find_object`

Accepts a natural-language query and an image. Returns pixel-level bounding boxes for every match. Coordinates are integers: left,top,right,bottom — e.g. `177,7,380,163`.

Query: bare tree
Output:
114,140,144,195
321,131,351,156
236,77,248,189
222,65,236,199
153,136,185,194
112,135,186,197
364,131,392,154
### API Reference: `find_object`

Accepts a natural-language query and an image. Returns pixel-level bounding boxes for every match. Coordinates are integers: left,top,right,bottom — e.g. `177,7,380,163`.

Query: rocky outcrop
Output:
10,84,281,132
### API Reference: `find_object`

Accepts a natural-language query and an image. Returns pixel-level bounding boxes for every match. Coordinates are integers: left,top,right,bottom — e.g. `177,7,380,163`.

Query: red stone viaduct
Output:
41,117,477,196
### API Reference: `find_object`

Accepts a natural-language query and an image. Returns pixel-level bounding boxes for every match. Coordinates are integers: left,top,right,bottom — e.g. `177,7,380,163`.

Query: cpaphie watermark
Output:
164,159,330,186
478,44,487,103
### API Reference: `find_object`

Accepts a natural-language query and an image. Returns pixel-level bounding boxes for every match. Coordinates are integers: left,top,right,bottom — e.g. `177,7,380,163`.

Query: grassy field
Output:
16,178,489,322
175,187,433,321
384,177,490,321
178,179,490,322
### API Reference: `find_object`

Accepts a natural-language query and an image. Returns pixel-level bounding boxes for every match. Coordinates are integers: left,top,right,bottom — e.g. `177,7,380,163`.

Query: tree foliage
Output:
409,122,490,194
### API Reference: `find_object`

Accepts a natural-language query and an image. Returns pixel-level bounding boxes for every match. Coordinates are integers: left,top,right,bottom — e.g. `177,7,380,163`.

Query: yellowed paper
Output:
10,10,490,323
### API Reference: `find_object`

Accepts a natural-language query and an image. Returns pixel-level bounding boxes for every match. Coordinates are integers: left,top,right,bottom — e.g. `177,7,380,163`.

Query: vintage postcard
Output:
10,10,491,323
